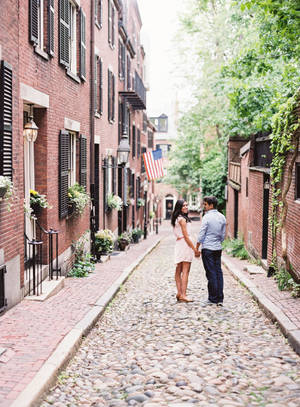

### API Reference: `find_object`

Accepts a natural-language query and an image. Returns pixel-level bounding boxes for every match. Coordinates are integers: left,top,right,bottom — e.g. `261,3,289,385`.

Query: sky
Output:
137,0,184,136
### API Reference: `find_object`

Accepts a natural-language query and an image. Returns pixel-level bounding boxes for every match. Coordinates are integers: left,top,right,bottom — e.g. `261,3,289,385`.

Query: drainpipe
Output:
90,0,96,257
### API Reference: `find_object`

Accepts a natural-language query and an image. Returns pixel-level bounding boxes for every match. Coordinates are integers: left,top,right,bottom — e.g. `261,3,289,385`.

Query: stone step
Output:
25,276,65,302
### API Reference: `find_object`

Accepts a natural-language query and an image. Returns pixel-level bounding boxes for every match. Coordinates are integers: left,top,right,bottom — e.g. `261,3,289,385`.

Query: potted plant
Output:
30,189,51,215
107,193,123,212
68,183,89,217
117,231,131,251
95,229,115,258
0,176,13,210
131,227,143,243
149,211,155,219
137,197,145,208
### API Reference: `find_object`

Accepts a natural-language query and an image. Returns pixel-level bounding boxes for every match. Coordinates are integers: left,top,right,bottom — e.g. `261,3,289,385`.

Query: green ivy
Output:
269,90,300,269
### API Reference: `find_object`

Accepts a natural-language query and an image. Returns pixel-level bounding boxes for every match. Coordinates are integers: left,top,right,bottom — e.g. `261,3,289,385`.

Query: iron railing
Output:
24,234,43,296
36,221,61,280
0,265,7,313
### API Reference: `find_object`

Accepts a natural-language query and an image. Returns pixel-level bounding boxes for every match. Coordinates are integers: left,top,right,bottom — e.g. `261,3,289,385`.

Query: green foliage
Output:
131,228,143,239
68,183,89,215
118,232,131,244
95,229,115,254
223,238,250,260
201,145,227,211
274,267,293,291
69,235,95,278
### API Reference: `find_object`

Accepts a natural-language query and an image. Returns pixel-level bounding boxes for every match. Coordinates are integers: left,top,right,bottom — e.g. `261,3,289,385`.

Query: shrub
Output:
69,235,95,278
95,229,115,254
222,238,250,260
107,193,123,211
137,198,145,208
118,231,131,244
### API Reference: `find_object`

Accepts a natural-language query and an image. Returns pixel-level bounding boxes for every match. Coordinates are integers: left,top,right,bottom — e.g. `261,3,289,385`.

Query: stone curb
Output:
10,237,162,407
222,254,300,356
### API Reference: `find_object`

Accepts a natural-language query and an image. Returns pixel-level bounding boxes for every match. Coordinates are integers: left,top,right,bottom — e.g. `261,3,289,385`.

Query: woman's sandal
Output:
178,297,194,303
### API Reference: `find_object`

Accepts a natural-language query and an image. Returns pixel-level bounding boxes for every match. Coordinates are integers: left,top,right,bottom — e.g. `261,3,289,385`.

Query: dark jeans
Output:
202,249,224,304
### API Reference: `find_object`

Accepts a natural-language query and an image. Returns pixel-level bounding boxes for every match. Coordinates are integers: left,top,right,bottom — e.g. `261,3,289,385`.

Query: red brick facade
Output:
0,0,156,310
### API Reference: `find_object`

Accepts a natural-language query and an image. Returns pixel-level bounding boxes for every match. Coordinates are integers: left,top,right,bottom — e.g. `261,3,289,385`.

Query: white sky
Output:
138,0,184,135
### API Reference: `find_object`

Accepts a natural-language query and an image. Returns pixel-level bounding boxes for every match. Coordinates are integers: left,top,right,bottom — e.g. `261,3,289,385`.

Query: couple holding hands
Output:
172,196,226,306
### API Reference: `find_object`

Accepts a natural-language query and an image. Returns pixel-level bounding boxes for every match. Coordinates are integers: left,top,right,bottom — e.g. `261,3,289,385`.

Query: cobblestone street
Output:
41,230,300,407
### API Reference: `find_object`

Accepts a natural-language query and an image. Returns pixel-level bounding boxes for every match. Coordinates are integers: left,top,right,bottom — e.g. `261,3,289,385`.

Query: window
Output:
95,0,102,27
296,163,300,200
141,147,146,173
29,0,55,56
156,144,170,157
143,113,147,133
69,2,77,74
148,130,153,148
108,0,115,47
127,55,131,90
108,70,115,122
246,177,249,198
68,132,77,187
118,40,125,80
59,0,85,80
95,56,103,115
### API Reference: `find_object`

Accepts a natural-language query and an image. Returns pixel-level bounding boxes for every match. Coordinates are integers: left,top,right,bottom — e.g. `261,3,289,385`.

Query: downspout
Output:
90,0,96,256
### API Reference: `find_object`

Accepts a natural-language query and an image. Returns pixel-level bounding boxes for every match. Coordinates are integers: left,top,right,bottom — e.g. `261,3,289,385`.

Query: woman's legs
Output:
180,261,191,299
175,262,183,298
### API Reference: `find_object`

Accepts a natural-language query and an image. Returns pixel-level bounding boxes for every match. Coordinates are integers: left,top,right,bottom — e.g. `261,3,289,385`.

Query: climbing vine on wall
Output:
270,89,300,281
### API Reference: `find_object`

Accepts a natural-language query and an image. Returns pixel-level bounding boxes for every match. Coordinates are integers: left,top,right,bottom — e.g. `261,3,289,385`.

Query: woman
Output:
171,199,199,302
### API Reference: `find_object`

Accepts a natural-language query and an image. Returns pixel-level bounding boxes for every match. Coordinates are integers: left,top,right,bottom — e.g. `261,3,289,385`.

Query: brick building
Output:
226,126,300,280
0,0,155,311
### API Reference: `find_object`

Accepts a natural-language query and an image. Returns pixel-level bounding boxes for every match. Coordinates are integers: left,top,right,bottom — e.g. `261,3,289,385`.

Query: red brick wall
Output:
268,151,300,279
18,0,92,263
0,0,24,283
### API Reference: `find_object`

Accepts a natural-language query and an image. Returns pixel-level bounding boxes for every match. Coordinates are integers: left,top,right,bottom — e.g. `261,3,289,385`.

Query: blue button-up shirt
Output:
197,209,226,250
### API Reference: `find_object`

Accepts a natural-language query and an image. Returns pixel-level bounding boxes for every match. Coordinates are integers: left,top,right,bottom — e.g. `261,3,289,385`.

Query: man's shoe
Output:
217,302,223,307
201,300,215,307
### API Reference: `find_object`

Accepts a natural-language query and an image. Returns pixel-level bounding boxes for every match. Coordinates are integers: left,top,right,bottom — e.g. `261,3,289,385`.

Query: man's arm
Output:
221,217,226,242
197,217,208,244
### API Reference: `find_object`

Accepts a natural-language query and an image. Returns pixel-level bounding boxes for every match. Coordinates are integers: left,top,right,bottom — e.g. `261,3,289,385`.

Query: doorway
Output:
165,196,174,220
234,189,239,238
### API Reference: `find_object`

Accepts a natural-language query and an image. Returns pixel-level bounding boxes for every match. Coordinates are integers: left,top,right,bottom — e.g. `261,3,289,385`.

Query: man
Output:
196,196,226,307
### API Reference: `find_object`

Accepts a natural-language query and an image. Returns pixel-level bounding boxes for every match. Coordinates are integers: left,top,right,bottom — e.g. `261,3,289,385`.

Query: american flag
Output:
143,149,165,181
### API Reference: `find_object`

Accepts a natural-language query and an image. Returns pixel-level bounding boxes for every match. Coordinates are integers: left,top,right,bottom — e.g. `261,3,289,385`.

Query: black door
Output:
262,174,270,259
234,189,239,238
165,199,173,220
118,167,123,235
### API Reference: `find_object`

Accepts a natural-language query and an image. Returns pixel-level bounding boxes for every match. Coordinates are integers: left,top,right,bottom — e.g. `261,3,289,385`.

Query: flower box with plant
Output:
0,175,13,210
68,183,89,216
137,198,145,208
30,189,51,215
118,231,131,251
95,229,115,257
131,227,143,243
107,193,123,212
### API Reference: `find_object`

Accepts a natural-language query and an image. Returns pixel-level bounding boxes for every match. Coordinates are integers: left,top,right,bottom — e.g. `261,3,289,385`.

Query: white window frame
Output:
38,0,44,50
69,1,77,74
107,156,112,194
68,132,77,187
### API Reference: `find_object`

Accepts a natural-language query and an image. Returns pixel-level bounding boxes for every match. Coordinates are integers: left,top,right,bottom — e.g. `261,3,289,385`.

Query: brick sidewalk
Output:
0,229,167,407
222,253,300,330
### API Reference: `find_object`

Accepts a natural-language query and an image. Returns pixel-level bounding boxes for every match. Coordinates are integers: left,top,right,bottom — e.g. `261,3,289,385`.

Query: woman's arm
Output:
179,218,198,254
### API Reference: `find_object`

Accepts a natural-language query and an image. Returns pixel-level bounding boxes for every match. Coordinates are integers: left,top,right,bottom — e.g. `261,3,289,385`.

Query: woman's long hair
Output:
171,199,191,227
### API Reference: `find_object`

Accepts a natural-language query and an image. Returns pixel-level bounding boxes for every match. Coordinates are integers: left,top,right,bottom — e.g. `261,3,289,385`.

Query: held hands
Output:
194,249,201,258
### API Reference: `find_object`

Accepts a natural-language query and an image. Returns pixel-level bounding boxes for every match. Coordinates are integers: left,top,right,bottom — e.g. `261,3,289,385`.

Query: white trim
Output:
20,83,49,108
94,45,100,56
94,135,100,144
64,117,80,132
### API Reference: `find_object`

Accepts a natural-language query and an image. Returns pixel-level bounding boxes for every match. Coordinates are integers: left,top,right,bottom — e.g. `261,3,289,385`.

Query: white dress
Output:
173,218,194,264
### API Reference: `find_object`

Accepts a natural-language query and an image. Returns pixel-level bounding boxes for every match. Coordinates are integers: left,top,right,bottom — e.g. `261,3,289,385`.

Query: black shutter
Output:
108,0,111,44
108,70,111,121
59,130,69,218
112,73,115,121
112,157,116,194
137,129,141,158
132,125,136,157
118,40,122,78
99,58,103,114
79,135,87,189
80,8,86,80
0,61,13,179
112,4,115,46
94,55,98,112
59,0,70,67
30,0,39,44
141,147,146,173
103,158,107,211
47,0,55,56
122,44,125,79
